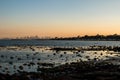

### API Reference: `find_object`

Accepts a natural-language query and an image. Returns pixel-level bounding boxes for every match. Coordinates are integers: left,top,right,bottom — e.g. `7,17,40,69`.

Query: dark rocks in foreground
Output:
0,61,120,80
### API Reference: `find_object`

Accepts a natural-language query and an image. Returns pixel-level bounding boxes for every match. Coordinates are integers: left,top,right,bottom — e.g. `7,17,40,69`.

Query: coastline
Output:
0,60,120,80
0,44,120,80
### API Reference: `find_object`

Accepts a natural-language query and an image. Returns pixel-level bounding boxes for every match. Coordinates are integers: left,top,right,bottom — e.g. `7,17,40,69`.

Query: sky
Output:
0,0,120,38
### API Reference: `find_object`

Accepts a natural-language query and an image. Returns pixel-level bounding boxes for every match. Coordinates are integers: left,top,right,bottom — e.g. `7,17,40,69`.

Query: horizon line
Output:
0,33,119,39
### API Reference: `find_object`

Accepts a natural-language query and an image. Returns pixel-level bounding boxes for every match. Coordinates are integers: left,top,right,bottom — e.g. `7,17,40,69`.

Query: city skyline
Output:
0,0,120,38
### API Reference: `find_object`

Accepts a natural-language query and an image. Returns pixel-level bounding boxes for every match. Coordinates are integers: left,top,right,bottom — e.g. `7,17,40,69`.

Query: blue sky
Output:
0,0,120,38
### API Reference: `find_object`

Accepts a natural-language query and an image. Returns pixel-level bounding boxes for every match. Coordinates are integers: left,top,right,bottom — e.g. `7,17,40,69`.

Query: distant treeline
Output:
51,34,120,41
1,34,120,41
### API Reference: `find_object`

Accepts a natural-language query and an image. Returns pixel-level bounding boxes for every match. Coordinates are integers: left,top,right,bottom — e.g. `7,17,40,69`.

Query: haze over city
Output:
0,0,120,38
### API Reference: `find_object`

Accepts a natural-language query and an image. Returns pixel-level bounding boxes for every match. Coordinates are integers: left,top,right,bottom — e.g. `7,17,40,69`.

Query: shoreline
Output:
0,45,120,80
0,61,120,80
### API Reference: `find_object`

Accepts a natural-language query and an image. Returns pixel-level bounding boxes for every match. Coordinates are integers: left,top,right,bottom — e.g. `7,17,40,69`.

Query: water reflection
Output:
0,46,119,74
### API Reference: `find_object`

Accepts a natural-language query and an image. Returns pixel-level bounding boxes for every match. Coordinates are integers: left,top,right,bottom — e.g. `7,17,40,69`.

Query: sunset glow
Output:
0,0,120,38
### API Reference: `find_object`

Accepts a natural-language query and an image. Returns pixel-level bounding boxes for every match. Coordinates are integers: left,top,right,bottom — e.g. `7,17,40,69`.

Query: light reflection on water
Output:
0,46,119,74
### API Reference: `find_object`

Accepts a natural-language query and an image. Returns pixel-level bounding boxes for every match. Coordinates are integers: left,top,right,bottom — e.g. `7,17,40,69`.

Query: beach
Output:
0,43,120,80
1,0,120,79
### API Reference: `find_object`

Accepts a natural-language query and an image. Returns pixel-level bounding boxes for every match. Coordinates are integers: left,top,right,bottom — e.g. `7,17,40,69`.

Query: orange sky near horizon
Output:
0,22,120,38
0,0,120,38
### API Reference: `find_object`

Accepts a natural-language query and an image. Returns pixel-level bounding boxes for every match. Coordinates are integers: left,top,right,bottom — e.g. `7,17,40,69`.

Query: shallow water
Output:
0,40,120,74
0,46,119,74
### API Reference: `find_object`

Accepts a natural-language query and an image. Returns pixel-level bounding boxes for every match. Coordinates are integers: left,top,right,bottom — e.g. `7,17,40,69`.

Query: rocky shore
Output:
0,46,120,80
0,61,120,80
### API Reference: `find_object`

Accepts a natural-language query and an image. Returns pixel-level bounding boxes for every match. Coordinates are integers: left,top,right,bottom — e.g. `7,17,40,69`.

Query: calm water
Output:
0,40,120,47
0,40,120,74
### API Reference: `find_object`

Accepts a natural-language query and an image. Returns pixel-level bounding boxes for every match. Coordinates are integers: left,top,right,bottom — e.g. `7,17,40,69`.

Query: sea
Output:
0,39,120,47
0,40,120,74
